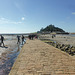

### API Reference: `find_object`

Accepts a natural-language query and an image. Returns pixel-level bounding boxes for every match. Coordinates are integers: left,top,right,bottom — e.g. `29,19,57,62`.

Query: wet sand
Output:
39,34,75,47
0,35,18,56
0,35,22,75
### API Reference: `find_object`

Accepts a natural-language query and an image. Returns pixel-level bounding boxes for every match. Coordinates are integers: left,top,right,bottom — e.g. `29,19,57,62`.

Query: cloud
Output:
72,12,75,15
0,17,22,24
21,17,25,21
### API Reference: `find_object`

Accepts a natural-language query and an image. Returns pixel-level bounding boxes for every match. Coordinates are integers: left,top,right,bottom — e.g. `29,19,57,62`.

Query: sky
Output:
0,0,75,33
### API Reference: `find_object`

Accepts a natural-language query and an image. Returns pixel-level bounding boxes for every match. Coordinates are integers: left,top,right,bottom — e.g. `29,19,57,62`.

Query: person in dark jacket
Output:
22,35,25,45
17,35,20,44
1,35,4,47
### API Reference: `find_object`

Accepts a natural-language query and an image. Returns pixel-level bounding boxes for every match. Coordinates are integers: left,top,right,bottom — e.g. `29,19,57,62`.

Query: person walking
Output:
22,35,25,45
17,35,20,44
1,35,4,47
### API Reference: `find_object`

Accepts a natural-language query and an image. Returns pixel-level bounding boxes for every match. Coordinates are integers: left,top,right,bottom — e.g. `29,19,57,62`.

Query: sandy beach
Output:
39,34,75,47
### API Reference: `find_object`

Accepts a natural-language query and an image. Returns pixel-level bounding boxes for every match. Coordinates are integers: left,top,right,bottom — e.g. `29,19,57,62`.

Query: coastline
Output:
39,34,75,47
0,35,21,75
0,34,75,74
39,34,75,56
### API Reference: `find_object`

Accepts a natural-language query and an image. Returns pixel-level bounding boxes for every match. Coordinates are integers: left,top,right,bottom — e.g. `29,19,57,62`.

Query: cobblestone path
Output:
9,39,75,75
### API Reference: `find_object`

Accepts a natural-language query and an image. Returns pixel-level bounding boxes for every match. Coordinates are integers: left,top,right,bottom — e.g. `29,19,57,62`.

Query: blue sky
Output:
0,0,75,33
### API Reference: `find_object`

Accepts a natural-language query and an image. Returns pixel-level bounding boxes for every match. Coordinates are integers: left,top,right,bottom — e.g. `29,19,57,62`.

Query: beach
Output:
9,39,75,75
0,35,17,56
0,34,75,75
39,34,75,47
0,35,23,75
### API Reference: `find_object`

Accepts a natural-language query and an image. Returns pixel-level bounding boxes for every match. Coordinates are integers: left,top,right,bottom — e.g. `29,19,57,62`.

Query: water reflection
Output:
0,43,21,75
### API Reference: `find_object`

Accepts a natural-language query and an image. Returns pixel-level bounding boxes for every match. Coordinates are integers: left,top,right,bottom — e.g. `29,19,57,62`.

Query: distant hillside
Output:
37,24,65,33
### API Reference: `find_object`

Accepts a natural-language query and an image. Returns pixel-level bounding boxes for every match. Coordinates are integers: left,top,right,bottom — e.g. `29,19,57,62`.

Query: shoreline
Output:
39,34,75,56
0,35,22,75
0,46,20,75
39,34,75,47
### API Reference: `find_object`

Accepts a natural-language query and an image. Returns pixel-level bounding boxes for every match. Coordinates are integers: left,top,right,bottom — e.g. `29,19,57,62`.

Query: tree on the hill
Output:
40,24,65,32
